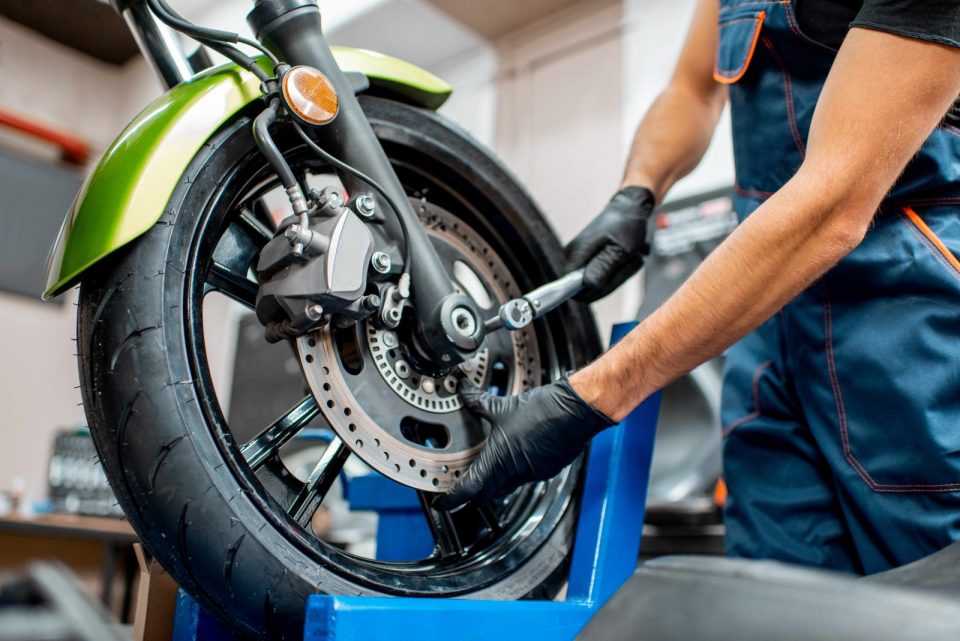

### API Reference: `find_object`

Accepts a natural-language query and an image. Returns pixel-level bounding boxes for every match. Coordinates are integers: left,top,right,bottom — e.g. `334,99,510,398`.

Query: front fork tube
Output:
248,2,476,363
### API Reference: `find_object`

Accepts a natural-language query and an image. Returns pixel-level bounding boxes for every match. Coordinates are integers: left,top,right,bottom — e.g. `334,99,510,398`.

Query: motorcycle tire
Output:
77,96,601,640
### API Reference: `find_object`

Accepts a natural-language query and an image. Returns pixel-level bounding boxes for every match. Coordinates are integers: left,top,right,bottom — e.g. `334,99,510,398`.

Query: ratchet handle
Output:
524,268,585,320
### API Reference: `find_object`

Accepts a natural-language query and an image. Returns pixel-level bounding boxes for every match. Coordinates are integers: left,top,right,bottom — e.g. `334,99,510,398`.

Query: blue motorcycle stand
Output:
172,323,660,641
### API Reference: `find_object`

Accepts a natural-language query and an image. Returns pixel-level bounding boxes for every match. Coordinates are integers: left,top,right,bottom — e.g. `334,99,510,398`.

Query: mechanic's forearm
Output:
571,171,866,422
621,84,726,201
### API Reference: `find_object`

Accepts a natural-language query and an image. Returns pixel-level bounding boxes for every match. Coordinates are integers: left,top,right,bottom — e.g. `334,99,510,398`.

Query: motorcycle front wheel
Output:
77,96,601,640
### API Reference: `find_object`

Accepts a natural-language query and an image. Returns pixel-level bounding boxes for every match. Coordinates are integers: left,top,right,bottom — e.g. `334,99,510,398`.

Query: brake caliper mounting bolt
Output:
371,252,392,274
356,194,376,219
421,378,436,394
306,304,324,320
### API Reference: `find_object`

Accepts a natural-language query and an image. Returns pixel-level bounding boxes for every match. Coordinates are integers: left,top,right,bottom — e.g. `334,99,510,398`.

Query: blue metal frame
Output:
173,322,660,641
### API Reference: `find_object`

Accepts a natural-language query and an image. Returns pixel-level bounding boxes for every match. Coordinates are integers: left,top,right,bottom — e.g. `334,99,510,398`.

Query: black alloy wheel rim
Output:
183,117,581,596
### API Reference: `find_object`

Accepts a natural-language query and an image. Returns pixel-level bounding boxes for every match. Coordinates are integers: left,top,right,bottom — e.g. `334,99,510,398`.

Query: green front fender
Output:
43,47,452,299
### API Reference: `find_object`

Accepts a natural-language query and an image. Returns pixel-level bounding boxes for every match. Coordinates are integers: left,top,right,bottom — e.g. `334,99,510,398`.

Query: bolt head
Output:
395,360,411,379
421,378,436,394
381,332,398,348
371,252,392,274
356,194,376,217
306,304,324,320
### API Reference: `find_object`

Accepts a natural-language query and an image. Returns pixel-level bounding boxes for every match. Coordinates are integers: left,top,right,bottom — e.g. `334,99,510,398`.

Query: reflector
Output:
282,66,339,125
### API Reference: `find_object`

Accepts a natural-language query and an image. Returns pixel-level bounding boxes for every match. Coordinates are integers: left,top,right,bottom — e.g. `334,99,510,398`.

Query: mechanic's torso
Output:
717,0,960,207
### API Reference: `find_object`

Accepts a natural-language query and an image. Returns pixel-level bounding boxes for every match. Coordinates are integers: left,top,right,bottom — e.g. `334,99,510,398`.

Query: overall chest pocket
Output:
714,5,767,84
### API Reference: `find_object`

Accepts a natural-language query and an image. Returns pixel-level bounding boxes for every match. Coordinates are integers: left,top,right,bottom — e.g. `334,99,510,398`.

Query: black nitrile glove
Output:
434,378,615,511
565,186,655,303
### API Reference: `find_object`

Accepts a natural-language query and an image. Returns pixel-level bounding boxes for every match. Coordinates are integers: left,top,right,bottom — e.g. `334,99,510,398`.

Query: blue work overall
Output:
716,0,960,574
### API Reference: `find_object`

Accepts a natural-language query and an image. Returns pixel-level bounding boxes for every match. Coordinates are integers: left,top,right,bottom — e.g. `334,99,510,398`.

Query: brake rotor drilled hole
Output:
295,202,541,493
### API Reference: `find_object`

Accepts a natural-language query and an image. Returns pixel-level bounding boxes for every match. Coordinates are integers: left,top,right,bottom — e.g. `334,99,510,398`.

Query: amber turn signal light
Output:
282,66,339,126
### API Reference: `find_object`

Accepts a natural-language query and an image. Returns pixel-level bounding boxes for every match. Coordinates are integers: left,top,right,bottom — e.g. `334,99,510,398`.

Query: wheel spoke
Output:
242,396,320,470
418,491,465,559
290,437,351,525
236,206,275,247
206,261,258,308
477,504,503,536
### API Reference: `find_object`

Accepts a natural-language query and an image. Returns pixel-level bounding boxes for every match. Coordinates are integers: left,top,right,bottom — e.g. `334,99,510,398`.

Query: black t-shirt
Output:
796,0,960,50
795,0,960,125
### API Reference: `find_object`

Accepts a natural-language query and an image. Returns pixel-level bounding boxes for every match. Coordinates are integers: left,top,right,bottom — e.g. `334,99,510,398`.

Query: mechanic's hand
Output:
565,186,655,303
434,378,615,511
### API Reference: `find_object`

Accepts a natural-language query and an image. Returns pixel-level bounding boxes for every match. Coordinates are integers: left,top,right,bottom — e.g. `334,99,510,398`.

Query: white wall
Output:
622,0,734,199
616,0,734,315
493,0,631,337
0,16,139,506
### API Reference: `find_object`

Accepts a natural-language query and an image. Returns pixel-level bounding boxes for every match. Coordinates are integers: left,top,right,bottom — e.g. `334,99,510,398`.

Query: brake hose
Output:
292,122,414,276
147,0,414,277
145,0,277,82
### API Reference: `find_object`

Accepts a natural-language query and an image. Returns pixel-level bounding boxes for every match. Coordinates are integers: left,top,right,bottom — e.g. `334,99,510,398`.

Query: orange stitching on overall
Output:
714,11,766,84
941,123,960,139
762,36,805,159
890,197,960,207
901,207,960,277
720,0,787,8
723,360,774,437
783,0,837,53
734,183,775,200
822,287,960,492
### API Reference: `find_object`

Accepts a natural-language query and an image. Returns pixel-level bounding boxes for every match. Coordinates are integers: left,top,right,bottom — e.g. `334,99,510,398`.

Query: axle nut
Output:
451,306,478,338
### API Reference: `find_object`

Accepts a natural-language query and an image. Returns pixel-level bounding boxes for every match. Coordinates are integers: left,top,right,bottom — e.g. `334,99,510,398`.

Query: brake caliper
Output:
255,187,380,341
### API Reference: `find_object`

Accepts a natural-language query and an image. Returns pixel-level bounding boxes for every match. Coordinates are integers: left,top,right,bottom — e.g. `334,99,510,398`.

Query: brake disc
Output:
297,200,540,492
